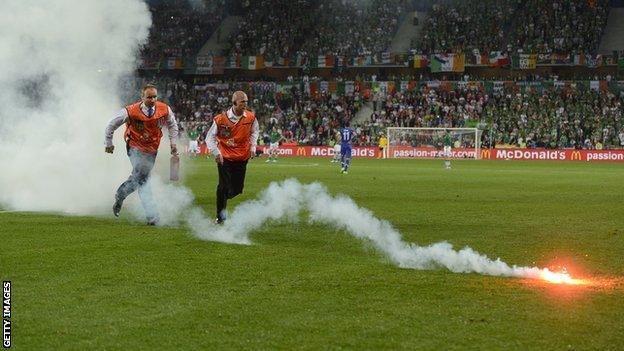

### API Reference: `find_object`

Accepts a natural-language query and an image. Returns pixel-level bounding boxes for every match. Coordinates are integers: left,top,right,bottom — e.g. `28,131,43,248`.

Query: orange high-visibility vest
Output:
124,101,170,154
214,109,255,162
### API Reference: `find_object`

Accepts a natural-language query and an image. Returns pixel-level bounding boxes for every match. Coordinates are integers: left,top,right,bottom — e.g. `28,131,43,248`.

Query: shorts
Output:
443,146,452,158
340,145,352,159
189,140,199,152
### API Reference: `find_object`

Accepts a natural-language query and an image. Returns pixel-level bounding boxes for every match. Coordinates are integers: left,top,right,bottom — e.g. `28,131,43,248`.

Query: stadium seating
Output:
134,1,623,150
227,0,316,58
222,0,405,60
413,0,609,55
134,75,622,150
299,0,405,57
507,0,609,54
140,0,612,62
141,0,224,64
414,0,515,54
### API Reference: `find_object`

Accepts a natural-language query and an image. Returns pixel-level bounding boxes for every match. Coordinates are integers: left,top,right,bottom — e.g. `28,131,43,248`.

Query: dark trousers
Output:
216,159,248,219
116,147,158,219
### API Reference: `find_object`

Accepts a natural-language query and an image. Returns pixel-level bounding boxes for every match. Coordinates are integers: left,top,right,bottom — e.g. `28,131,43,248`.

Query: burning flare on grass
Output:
188,179,597,285
539,267,588,285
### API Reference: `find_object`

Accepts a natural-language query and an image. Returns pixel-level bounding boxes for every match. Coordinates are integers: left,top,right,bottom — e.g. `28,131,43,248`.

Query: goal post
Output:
386,127,483,159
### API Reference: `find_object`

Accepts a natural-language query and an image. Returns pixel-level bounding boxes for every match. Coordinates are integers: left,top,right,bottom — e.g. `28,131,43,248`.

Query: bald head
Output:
232,91,247,103
231,90,248,116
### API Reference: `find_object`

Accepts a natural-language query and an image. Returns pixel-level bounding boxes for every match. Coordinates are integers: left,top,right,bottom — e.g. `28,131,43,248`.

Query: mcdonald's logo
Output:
571,150,582,161
480,149,491,159
296,147,307,156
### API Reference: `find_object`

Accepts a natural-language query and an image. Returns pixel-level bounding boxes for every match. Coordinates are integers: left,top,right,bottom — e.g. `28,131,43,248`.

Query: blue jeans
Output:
115,147,158,219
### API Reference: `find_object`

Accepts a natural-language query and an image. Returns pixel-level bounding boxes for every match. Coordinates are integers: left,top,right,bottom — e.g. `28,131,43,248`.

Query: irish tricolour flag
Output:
430,54,465,72
242,56,264,70
311,55,335,68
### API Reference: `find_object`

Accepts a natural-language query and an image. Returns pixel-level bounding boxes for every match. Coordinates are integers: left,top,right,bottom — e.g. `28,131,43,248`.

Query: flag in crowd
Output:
143,51,622,73
430,53,465,72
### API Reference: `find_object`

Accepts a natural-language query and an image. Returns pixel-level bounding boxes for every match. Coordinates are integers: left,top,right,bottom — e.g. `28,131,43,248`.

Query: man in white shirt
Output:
206,91,259,224
104,84,178,225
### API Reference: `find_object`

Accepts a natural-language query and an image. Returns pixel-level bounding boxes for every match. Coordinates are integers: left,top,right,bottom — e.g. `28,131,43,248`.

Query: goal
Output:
386,127,483,159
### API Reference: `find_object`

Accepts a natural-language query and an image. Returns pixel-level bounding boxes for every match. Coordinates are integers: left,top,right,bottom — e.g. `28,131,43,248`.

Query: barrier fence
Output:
251,146,624,162
194,144,624,162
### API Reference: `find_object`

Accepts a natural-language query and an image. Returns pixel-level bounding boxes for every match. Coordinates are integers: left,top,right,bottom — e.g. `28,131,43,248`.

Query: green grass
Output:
1,157,624,350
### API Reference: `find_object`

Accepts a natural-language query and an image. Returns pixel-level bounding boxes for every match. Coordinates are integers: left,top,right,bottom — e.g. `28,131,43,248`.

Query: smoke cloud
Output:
190,179,548,280
0,0,189,222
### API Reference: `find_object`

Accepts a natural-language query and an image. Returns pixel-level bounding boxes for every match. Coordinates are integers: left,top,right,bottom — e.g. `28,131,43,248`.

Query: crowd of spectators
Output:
141,0,225,63
414,0,515,54
227,0,407,60
260,88,363,146
485,88,623,149
414,0,610,55
507,0,609,54
229,0,316,59
129,75,624,151
138,0,612,65
126,0,624,154
368,84,623,149
300,0,406,57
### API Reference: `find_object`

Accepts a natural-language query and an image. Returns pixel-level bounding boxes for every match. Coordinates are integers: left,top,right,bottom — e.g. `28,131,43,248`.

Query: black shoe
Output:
214,217,225,225
146,217,159,226
113,198,123,217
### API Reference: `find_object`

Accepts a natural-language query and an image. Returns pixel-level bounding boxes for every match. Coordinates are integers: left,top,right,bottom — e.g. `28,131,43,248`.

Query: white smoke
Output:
190,178,546,280
0,0,192,223
187,179,306,244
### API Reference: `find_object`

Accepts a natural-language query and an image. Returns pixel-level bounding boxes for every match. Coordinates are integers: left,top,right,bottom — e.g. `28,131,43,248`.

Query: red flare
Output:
540,268,589,285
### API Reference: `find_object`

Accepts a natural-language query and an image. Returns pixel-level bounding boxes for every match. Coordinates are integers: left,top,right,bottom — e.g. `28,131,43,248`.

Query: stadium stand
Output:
134,0,624,150
140,0,225,65
412,0,609,55
598,1,624,54
413,0,515,54
300,0,406,57
506,0,609,54
133,74,623,150
227,0,316,58
224,0,406,59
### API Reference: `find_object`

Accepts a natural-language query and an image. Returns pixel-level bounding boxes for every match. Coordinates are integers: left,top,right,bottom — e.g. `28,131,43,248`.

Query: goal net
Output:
386,127,483,159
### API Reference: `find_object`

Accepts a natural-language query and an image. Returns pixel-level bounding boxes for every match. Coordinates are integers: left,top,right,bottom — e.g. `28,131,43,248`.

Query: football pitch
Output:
1,157,623,350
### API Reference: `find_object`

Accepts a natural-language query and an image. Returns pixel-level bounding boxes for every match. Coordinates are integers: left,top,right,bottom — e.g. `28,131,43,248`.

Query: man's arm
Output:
104,108,129,153
250,119,259,156
166,106,179,154
206,121,223,164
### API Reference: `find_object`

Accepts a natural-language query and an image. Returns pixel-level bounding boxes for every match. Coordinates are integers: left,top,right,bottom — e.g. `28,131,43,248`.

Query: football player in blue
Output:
339,122,354,174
